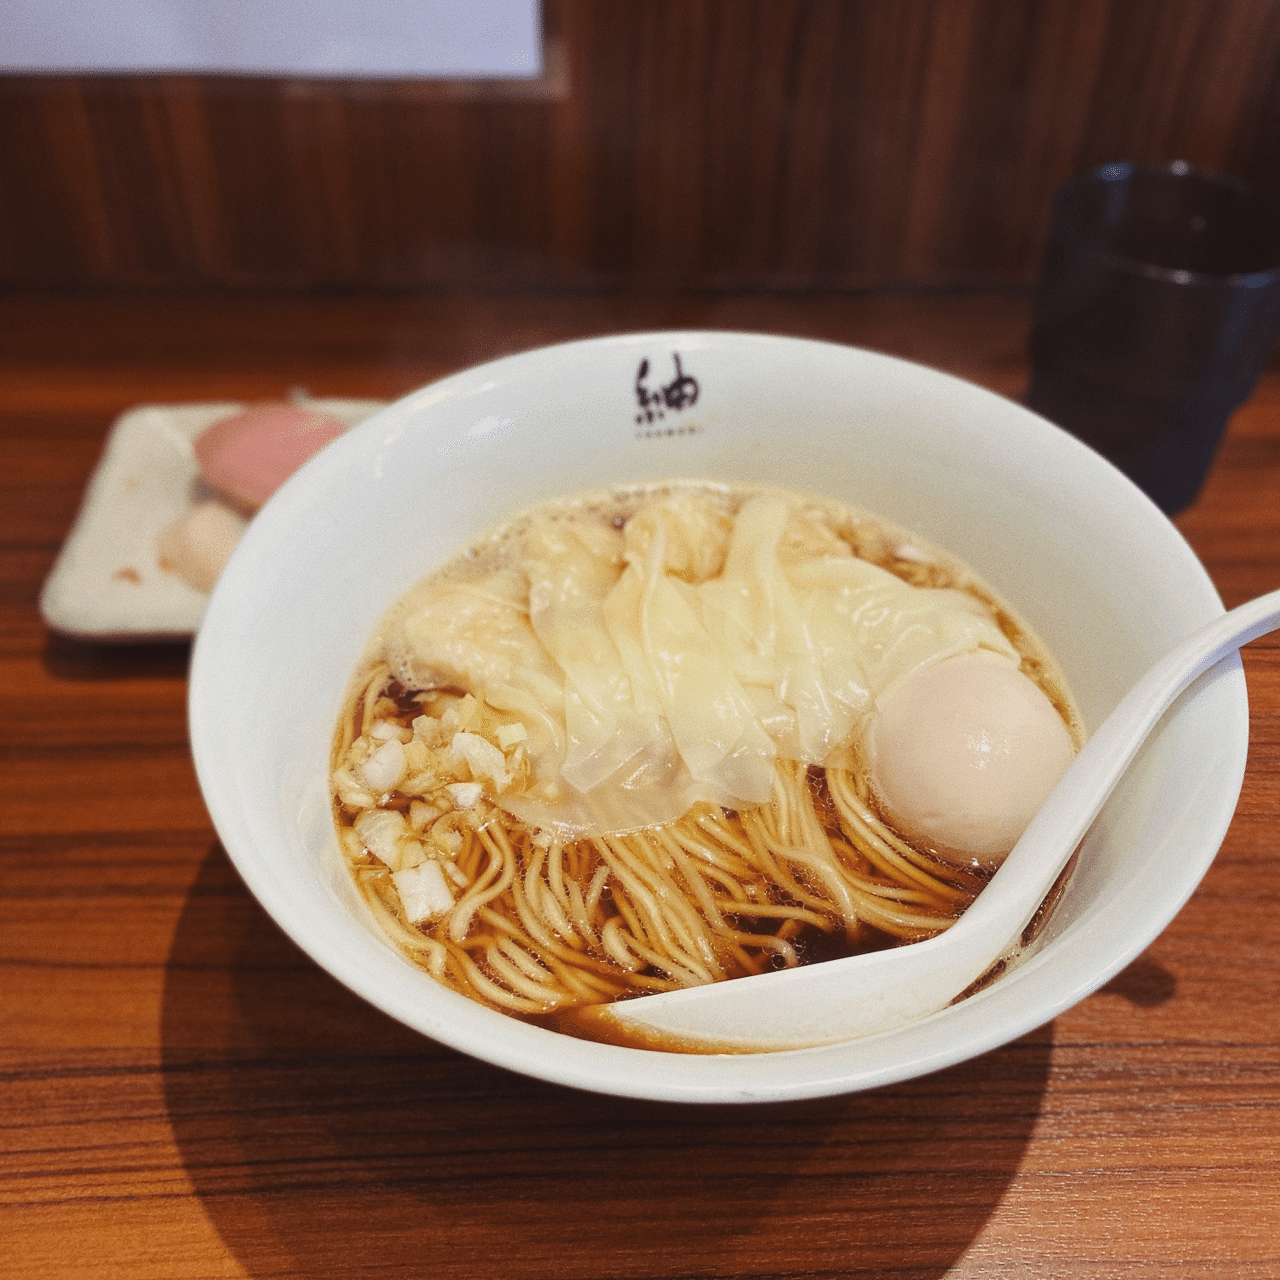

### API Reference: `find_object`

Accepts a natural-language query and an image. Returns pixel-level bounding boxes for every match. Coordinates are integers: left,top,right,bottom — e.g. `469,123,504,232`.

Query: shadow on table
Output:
42,633,191,680
162,842,1053,1280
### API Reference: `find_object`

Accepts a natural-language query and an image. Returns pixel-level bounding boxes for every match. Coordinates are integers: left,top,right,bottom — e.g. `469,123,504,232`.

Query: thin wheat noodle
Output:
599,836,724,982
332,482,1081,1033
477,906,631,992
448,828,518,936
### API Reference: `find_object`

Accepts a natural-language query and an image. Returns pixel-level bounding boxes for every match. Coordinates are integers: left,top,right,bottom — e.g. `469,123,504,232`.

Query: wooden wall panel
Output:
0,0,1278,291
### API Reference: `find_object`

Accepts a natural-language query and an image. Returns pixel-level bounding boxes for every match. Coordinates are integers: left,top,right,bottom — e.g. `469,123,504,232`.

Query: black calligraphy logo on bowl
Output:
635,354,703,437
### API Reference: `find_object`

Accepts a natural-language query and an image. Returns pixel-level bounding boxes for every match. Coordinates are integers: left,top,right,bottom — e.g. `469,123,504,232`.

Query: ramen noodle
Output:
331,482,1081,1034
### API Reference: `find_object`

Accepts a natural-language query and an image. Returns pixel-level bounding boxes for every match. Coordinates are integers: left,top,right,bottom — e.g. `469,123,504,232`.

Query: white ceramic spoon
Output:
593,587,1280,1053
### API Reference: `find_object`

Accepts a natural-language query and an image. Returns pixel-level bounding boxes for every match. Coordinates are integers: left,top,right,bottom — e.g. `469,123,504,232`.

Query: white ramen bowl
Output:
189,331,1248,1104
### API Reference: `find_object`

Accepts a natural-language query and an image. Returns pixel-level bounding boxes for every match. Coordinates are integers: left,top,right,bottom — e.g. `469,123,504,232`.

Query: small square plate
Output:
40,399,386,642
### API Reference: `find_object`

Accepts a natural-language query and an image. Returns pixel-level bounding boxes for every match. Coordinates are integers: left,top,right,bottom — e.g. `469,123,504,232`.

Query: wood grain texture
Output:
2,0,1280,291
1,290,1278,1278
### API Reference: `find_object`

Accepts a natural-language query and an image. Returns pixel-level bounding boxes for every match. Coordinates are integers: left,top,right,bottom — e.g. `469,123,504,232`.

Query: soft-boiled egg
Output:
868,648,1076,865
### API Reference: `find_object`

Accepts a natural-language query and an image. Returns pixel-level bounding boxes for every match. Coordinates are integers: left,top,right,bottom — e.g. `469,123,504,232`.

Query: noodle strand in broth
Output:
331,482,1081,1032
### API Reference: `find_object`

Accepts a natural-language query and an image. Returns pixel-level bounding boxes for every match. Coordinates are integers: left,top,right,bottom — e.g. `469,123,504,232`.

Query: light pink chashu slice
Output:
194,402,347,511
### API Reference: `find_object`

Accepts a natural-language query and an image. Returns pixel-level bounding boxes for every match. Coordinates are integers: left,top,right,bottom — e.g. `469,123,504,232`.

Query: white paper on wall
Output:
2,0,543,79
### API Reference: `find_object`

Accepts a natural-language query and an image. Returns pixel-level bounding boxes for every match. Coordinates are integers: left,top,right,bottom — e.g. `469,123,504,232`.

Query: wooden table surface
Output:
3,291,1278,1279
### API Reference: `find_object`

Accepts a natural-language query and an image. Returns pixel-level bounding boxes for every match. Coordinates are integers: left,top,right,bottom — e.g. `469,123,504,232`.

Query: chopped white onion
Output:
411,713,448,746
409,799,441,830
392,860,455,923
451,731,510,792
446,781,484,809
399,840,427,869
354,808,410,870
360,737,406,792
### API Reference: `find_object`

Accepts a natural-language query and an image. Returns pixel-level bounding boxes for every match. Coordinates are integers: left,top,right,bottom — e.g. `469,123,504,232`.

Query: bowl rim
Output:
189,329,1249,1103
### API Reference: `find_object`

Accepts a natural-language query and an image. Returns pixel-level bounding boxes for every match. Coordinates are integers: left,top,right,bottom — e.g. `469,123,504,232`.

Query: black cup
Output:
1026,161,1280,514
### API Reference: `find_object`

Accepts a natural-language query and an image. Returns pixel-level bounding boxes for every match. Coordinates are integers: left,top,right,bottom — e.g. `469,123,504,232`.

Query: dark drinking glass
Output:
1026,161,1280,514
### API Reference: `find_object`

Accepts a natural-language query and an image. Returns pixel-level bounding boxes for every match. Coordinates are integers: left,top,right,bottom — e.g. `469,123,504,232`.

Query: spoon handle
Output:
974,586,1280,942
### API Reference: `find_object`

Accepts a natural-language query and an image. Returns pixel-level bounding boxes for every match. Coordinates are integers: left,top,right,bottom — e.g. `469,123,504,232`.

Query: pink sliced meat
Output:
194,402,347,511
